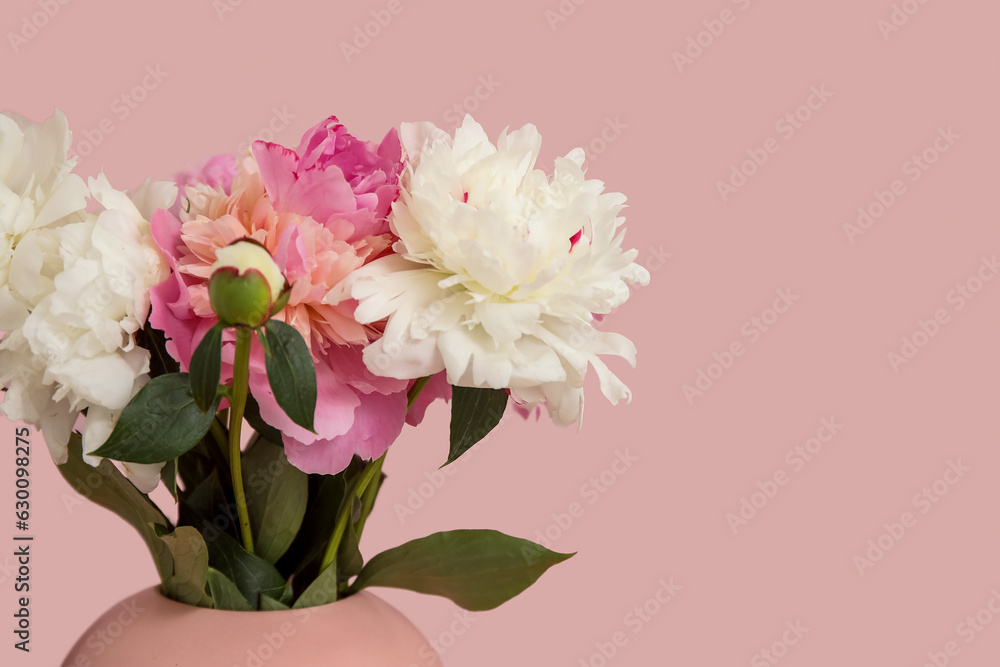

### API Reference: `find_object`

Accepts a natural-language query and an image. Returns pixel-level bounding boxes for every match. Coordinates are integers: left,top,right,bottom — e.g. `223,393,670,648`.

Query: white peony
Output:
0,111,175,492
349,116,649,426
0,110,90,328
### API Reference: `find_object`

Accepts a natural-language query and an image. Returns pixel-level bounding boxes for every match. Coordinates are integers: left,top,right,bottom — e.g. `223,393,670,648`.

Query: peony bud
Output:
208,240,288,327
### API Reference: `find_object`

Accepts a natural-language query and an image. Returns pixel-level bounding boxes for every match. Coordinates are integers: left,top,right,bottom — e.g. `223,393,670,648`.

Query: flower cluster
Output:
352,117,650,426
0,111,174,490
2,111,646,480
150,117,445,475
0,106,649,618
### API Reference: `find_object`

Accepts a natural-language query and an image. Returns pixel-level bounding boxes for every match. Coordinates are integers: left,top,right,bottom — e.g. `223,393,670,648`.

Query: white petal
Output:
89,173,143,224
0,285,28,331
362,335,443,380
46,355,138,410
120,462,164,494
41,409,74,464
399,121,450,167
81,405,116,466
590,356,632,405
475,301,539,346
127,178,177,221
30,173,89,229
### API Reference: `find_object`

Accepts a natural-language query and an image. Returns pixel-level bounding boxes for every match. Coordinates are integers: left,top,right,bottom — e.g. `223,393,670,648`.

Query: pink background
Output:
3,0,1000,665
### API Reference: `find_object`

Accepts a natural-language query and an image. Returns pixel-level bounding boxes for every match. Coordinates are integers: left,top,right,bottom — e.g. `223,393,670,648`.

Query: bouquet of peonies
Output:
0,110,648,612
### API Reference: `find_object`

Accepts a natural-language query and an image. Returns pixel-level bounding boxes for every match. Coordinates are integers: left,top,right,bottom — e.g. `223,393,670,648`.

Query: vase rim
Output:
144,584,373,615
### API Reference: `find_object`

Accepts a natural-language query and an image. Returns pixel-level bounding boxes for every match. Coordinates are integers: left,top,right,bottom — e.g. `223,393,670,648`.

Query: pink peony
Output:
176,154,238,194
171,154,237,216
150,117,446,475
255,116,403,243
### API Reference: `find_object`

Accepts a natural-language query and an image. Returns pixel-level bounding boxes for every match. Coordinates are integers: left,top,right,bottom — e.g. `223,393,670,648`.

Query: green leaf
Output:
243,435,308,565
177,439,223,505
206,568,252,611
190,322,225,413
159,526,212,607
244,392,283,444
338,498,364,579
206,529,288,609
351,529,574,611
92,373,222,464
276,473,347,582
56,436,173,583
161,458,178,502
277,581,295,606
260,320,317,432
136,323,180,379
259,595,290,611
293,563,339,609
179,469,235,542
447,387,508,466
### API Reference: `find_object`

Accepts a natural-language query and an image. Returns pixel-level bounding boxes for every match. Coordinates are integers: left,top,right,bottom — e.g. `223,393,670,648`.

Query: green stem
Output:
406,375,431,412
228,327,255,554
353,456,384,538
320,454,383,573
318,376,433,583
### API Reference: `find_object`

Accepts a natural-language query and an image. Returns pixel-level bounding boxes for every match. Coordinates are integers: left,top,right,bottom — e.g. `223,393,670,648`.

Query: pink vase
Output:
62,586,443,666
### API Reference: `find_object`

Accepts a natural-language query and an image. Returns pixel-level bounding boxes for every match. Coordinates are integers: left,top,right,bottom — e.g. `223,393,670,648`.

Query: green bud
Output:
208,240,287,327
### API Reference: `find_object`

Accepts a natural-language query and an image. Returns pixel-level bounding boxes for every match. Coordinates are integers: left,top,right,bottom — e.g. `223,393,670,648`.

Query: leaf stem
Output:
228,327,255,554
318,376,433,592
407,375,431,412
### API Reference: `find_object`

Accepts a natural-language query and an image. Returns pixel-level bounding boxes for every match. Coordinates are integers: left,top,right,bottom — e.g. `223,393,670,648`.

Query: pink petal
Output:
252,140,300,212
248,358,359,446
284,388,407,475
406,372,451,426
